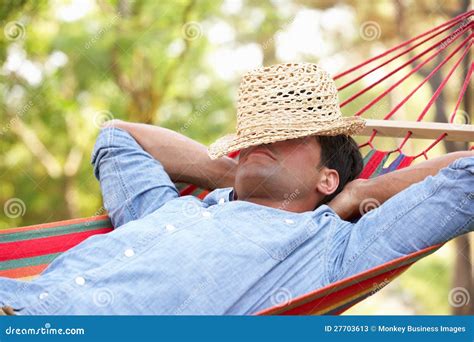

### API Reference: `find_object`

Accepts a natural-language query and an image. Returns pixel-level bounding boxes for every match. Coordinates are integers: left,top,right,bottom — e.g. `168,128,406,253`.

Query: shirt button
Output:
124,248,134,257
165,224,176,232
284,219,295,225
218,198,225,205
75,276,86,286
202,211,212,218
39,292,49,300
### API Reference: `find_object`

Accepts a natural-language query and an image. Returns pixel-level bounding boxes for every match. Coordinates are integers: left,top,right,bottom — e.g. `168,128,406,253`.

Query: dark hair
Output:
315,135,363,205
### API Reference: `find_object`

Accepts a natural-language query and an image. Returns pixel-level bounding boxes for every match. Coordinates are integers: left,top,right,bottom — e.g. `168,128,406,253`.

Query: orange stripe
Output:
0,263,48,279
0,215,111,234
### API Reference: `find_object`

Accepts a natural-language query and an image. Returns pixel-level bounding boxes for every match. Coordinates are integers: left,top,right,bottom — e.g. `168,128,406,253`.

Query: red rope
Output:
333,10,473,80
389,40,471,154
449,62,474,123
418,41,473,121
351,13,473,157
414,133,448,159
337,18,467,91
358,129,378,149
341,23,473,109
410,61,474,158
382,39,472,121
351,32,473,116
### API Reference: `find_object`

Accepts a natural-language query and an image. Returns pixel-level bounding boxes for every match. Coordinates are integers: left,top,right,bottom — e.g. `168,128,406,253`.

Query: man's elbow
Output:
90,127,122,180
449,155,474,174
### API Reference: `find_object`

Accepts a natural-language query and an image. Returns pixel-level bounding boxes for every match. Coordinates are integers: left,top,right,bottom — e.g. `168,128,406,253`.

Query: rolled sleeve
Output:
329,156,474,282
91,127,179,228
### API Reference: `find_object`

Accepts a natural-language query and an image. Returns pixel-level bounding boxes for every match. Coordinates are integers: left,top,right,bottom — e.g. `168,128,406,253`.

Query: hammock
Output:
1,11,473,315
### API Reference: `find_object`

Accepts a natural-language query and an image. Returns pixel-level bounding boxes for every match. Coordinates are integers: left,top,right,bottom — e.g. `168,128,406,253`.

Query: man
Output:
1,63,473,315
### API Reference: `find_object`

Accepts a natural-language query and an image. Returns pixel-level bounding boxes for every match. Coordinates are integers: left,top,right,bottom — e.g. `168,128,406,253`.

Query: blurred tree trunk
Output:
110,0,196,124
395,0,473,315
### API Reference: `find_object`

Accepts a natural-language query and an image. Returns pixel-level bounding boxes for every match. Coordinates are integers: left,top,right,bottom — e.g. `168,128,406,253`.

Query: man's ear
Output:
316,168,339,196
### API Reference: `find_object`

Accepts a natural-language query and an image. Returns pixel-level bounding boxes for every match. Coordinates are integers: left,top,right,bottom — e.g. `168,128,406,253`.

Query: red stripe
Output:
358,150,388,179
0,228,112,262
396,156,415,170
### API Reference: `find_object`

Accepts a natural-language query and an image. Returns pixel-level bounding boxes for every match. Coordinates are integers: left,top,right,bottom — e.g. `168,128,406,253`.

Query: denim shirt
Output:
1,128,473,315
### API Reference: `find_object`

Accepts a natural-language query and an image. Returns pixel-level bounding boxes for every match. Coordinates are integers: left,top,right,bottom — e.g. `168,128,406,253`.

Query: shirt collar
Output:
202,187,235,206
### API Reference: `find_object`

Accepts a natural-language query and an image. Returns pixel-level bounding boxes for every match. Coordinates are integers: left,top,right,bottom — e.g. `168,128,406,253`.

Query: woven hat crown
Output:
207,63,365,159
236,63,341,135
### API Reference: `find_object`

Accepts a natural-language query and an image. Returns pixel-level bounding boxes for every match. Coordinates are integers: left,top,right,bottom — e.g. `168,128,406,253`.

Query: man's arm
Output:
106,120,237,190
329,150,474,220
326,154,474,283
92,127,181,228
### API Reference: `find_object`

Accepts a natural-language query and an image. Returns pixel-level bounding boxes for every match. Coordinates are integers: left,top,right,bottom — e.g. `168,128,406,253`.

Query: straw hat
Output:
208,63,366,159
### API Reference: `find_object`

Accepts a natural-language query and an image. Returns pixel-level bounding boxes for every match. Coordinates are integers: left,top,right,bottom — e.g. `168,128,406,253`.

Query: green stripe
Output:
0,253,61,271
371,153,390,178
175,182,189,191
362,149,375,167
0,219,112,243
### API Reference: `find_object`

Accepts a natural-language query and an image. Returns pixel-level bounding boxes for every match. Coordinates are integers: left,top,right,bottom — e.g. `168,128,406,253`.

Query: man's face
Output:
234,136,327,204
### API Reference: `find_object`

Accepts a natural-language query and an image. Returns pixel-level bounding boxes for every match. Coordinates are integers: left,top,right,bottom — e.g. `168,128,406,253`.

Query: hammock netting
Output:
1,10,473,315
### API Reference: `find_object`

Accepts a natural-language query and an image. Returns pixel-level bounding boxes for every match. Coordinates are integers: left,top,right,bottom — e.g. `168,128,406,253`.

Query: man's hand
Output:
328,150,474,221
104,120,237,190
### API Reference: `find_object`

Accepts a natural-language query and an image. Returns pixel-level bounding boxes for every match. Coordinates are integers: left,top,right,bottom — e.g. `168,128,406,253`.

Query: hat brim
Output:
208,116,366,159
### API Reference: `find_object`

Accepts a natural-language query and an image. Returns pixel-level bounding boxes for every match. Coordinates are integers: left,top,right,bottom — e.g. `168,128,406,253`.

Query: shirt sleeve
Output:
91,127,179,228
328,156,474,283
